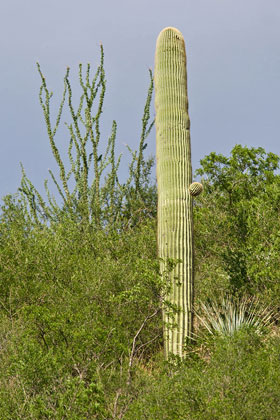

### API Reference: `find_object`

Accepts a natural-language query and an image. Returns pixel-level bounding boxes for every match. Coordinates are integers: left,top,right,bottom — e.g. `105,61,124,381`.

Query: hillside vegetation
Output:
1,53,280,418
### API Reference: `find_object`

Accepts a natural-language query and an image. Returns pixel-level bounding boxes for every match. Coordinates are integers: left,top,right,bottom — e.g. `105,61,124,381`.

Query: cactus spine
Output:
155,27,200,358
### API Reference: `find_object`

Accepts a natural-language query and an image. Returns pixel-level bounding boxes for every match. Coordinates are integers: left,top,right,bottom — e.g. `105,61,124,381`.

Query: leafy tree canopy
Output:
196,144,280,204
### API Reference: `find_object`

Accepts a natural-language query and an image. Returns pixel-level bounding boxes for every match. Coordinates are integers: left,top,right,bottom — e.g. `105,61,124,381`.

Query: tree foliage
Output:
194,145,280,303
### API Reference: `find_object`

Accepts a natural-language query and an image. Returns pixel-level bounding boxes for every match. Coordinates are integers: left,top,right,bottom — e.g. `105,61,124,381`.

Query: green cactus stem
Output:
155,27,202,358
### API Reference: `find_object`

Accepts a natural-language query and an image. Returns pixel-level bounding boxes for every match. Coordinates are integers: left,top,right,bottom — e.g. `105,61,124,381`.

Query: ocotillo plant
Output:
155,27,202,358
18,46,155,229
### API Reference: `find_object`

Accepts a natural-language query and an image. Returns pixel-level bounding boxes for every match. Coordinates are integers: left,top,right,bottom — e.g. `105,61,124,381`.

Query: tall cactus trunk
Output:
155,27,201,358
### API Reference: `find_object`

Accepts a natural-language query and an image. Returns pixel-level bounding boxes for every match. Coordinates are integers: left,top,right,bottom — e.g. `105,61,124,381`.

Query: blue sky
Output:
1,0,280,198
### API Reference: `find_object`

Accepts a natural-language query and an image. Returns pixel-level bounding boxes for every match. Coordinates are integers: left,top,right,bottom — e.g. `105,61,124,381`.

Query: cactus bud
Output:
189,182,203,197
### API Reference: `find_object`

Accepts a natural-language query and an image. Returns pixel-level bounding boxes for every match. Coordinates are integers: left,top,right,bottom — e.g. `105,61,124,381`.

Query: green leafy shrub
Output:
194,145,280,307
126,330,280,419
0,212,163,418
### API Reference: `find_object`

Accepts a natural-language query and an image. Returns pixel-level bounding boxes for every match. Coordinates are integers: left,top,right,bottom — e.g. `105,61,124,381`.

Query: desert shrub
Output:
126,329,280,420
18,47,156,229
0,209,163,418
194,145,280,307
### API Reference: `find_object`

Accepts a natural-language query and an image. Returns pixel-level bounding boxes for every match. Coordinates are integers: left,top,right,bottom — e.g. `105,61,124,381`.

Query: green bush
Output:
0,208,163,418
126,330,280,420
194,145,280,307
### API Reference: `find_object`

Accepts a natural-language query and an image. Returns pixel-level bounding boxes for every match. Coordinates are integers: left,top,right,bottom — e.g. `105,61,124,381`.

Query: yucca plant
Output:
195,295,275,338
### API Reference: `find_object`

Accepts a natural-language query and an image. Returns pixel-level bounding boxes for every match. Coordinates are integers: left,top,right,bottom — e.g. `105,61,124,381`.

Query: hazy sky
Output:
1,0,280,198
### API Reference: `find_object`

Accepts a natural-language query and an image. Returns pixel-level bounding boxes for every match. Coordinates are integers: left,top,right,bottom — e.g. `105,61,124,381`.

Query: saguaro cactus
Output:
155,27,202,358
